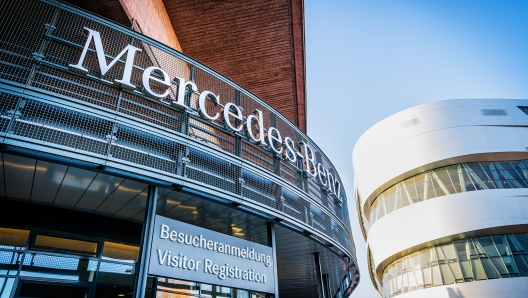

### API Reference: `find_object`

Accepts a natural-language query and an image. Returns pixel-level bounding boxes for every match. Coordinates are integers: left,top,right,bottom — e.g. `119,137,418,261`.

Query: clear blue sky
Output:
304,1,528,297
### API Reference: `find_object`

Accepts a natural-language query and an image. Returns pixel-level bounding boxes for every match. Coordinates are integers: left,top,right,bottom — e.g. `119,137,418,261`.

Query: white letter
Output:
69,27,141,89
172,77,197,109
300,142,316,178
326,170,335,194
245,109,266,145
334,180,342,200
282,137,297,163
142,66,170,99
198,91,221,121
204,259,213,273
267,127,282,155
157,249,168,265
317,163,328,187
160,224,169,239
223,103,244,132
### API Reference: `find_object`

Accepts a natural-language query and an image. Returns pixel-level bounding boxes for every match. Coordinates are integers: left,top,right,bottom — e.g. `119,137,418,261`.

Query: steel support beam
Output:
134,185,158,298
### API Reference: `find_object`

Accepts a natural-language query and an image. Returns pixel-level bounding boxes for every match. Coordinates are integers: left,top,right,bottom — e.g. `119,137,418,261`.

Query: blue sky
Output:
304,1,528,296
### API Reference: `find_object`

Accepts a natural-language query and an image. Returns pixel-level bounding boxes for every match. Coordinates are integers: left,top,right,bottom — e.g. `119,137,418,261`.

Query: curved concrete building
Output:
353,99,528,297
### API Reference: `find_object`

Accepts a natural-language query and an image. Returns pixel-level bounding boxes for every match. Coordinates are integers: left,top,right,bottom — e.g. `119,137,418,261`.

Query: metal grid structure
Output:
0,0,358,295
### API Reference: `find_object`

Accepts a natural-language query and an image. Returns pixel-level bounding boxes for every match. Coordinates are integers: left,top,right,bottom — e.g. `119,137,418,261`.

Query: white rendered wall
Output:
353,99,528,296
353,99,528,216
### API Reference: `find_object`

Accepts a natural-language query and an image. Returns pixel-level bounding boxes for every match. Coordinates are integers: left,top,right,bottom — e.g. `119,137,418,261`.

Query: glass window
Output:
0,277,15,297
382,233,528,297
94,285,135,298
0,250,22,276
102,241,139,263
32,234,98,257
20,253,97,282
370,159,528,226
0,227,29,250
17,282,89,298
97,261,135,286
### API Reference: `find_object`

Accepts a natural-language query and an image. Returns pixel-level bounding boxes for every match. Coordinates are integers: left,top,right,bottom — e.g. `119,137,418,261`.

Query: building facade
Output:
354,99,528,297
0,0,359,297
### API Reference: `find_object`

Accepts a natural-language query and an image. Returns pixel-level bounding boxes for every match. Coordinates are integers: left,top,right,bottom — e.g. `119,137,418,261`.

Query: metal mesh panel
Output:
189,116,235,154
186,148,237,193
307,178,324,204
0,92,22,134
280,160,302,188
31,64,119,110
281,188,309,224
119,92,182,132
110,124,178,174
242,169,277,208
0,0,54,84
242,140,274,172
12,99,111,156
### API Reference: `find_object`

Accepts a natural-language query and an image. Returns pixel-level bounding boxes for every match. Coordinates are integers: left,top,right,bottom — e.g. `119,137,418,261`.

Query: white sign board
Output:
148,215,276,293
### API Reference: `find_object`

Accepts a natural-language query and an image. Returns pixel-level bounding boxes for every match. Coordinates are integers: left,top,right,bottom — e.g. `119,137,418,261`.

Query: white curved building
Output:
353,99,528,298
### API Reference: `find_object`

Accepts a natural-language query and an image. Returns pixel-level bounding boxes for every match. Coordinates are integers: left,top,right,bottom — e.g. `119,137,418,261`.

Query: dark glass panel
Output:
516,255,528,276
97,261,135,286
491,236,510,256
479,257,500,279
20,253,97,282
17,282,89,298
475,236,499,257
94,285,133,298
514,234,528,252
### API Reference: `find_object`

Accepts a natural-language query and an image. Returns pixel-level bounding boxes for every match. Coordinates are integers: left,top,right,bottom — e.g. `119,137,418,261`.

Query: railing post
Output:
134,185,158,298
266,222,279,298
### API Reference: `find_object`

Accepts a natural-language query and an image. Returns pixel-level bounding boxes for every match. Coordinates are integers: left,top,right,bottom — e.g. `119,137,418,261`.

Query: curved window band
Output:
369,160,528,225
381,233,528,297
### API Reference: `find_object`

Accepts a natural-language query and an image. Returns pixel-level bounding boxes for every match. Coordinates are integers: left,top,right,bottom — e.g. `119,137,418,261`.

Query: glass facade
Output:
382,233,528,297
156,278,265,298
370,160,528,225
0,227,150,297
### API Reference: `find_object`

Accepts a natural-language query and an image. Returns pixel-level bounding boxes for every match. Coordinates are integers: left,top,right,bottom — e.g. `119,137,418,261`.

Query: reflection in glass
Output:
33,234,98,256
97,261,135,286
382,233,528,297
102,241,139,263
370,160,528,225
0,277,15,298
20,252,97,281
94,285,135,298
156,277,265,298
0,227,29,250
